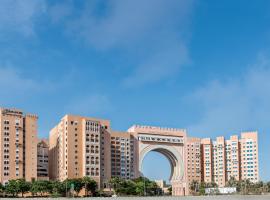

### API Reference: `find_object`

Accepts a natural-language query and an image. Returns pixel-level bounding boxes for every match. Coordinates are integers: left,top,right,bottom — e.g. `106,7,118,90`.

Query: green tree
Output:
49,181,66,197
167,186,172,195
17,179,31,197
226,176,238,187
147,181,160,196
133,177,160,196
109,177,161,196
267,182,270,192
68,178,84,196
122,180,136,195
239,179,252,194
189,180,199,194
135,181,144,196
134,177,148,196
109,177,122,195
5,180,19,197
206,182,217,188
30,180,51,196
82,176,97,196
0,183,4,197
199,182,206,195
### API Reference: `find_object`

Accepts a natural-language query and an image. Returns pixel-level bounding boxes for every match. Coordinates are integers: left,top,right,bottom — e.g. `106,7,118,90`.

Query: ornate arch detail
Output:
139,144,184,181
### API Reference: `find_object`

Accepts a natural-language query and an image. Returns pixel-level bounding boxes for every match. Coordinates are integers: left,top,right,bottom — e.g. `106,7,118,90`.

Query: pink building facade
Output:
48,114,260,196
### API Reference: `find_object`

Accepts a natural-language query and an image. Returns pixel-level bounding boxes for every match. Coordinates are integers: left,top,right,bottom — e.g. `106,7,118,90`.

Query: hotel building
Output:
186,137,201,183
0,108,259,196
201,138,213,184
225,135,241,182
240,132,259,182
48,113,260,195
110,131,136,180
0,108,38,184
48,115,111,188
200,132,259,187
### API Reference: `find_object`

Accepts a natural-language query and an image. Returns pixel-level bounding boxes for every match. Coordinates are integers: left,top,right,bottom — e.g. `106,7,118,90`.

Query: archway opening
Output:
141,151,172,184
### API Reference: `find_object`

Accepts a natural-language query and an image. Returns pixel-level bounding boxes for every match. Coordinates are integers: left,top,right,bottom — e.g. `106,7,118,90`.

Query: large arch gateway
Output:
128,125,188,196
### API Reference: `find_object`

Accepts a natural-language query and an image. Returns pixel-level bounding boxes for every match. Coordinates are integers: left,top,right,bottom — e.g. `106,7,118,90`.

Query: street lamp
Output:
144,176,146,196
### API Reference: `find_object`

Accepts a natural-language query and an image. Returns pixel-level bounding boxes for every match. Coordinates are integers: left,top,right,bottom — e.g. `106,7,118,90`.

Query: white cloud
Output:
123,43,189,87
186,55,270,180
0,67,37,91
187,56,270,135
0,64,66,105
68,0,193,47
0,0,46,37
60,0,194,87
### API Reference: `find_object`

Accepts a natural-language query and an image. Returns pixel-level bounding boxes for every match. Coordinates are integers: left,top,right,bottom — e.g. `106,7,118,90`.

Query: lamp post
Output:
65,181,67,197
144,177,146,196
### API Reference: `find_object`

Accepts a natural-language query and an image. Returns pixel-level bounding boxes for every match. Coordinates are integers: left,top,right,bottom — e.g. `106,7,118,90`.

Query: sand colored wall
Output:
49,115,111,189
0,108,38,184
24,114,38,182
201,138,213,184
186,137,201,184
240,131,259,182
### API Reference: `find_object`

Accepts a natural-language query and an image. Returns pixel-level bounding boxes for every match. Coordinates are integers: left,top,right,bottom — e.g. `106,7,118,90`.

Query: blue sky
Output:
1,0,270,182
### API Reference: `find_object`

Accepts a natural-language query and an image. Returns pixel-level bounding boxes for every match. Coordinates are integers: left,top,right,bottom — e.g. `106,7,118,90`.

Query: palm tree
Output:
0,183,4,197
189,180,199,194
226,176,238,187
240,179,251,194
267,182,270,192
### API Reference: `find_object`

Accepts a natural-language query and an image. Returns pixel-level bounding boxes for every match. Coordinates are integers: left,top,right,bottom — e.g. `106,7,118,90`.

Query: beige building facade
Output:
201,138,213,184
110,131,136,180
49,116,190,195
240,132,259,182
48,114,260,196
186,137,201,183
0,109,260,196
49,115,111,188
127,125,189,196
199,131,259,187
0,108,38,184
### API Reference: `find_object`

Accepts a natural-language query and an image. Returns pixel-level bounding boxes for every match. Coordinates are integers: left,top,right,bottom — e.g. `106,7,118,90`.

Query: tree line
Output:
0,176,162,197
109,177,162,196
0,176,98,197
189,177,270,195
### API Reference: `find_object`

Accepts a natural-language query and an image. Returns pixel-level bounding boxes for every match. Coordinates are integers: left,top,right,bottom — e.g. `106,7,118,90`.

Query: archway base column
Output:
171,180,188,196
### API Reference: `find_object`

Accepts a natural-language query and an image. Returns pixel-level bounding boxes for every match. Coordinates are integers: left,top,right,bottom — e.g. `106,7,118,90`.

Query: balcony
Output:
15,143,23,147
15,160,23,164
15,126,23,130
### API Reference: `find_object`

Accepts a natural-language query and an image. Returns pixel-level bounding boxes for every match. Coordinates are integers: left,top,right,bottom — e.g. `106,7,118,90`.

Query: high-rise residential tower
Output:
240,132,259,182
48,113,260,195
49,115,111,189
201,138,213,184
186,137,202,183
110,131,136,180
0,108,38,184
201,131,259,186
225,135,241,181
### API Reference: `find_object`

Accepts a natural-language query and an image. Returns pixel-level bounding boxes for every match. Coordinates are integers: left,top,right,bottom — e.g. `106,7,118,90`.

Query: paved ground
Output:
99,195,270,200
4,195,270,199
